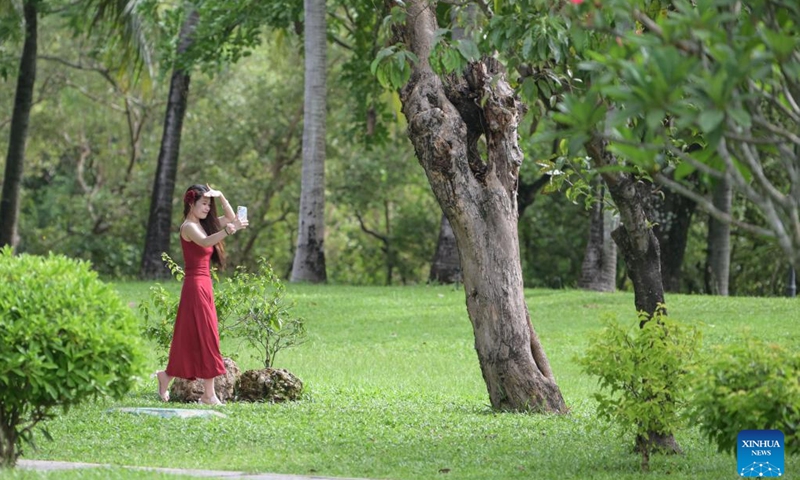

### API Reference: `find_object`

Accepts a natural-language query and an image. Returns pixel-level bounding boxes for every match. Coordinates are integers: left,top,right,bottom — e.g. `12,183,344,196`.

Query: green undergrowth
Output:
5,284,798,480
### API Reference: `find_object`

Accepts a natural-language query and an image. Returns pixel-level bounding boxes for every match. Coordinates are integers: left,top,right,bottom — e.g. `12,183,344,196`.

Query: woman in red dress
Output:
155,184,248,405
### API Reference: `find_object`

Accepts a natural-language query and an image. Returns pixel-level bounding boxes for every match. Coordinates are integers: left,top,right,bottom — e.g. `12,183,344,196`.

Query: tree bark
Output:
586,138,666,321
429,214,461,283
0,411,19,467
0,0,37,249
705,176,731,295
291,0,328,283
140,9,200,279
579,180,618,292
398,0,565,413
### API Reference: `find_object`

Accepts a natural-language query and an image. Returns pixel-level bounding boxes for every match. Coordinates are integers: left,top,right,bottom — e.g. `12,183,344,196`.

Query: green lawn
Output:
4,283,799,480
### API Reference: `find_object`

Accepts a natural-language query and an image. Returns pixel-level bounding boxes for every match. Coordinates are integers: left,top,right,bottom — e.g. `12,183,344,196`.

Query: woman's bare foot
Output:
198,396,223,406
153,371,170,402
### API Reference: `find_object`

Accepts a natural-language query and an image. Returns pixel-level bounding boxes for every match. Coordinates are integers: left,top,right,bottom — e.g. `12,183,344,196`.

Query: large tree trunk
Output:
579,180,618,292
398,0,565,413
0,0,37,249
650,176,697,293
140,10,200,279
429,214,461,283
585,135,681,454
290,0,327,283
705,177,731,295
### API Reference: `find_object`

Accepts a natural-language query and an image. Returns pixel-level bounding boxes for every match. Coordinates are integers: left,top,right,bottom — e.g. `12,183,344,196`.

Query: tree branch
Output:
330,35,353,51
62,80,126,112
327,11,356,37
717,138,769,211
662,144,724,179
653,172,775,238
737,140,789,208
355,211,389,247
776,143,800,188
747,79,800,123
752,115,800,146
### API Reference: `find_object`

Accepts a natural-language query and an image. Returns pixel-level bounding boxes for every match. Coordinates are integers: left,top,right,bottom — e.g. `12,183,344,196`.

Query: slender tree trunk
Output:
587,138,666,320
291,0,327,283
0,412,19,467
585,135,681,454
705,177,731,295
579,180,618,292
650,176,697,293
398,0,565,413
0,0,37,249
140,10,199,279
384,199,393,285
429,214,461,283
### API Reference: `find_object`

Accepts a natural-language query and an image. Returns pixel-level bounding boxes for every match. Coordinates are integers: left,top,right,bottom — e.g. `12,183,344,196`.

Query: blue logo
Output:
737,430,784,477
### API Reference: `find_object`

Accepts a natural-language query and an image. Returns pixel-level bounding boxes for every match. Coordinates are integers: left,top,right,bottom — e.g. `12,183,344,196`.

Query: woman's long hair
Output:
183,184,226,268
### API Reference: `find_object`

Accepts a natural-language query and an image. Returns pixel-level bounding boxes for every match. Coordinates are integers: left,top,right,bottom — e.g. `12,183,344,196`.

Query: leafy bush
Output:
691,339,800,455
223,258,306,368
577,308,701,470
0,247,143,467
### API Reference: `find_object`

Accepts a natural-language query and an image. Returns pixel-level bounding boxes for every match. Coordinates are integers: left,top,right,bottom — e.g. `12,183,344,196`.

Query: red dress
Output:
165,237,226,380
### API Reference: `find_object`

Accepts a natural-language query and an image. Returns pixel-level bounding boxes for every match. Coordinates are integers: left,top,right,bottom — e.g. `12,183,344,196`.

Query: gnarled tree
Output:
395,0,565,412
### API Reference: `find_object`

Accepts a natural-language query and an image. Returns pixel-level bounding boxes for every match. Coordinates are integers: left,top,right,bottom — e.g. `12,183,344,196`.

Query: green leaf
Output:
442,48,462,73
673,160,696,181
763,29,797,60
521,77,538,103
370,47,395,75
697,110,725,134
455,39,480,62
608,143,657,167
727,107,751,129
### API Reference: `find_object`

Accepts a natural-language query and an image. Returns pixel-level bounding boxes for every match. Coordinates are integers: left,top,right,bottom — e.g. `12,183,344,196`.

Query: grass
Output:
3,283,799,479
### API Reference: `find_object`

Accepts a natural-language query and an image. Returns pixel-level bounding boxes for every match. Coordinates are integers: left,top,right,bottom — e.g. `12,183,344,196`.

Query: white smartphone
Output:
237,206,247,221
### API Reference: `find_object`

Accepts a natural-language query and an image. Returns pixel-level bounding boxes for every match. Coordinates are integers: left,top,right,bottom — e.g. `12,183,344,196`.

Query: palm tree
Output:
140,8,200,279
290,0,327,283
0,0,37,248
0,0,151,249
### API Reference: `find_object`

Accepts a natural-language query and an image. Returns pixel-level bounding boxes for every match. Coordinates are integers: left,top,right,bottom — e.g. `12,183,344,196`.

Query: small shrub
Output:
690,338,800,455
0,247,143,467
223,258,307,369
577,308,701,470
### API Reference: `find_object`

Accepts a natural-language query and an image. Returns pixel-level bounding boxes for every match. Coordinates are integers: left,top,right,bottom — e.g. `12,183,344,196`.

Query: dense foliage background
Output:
0,2,794,295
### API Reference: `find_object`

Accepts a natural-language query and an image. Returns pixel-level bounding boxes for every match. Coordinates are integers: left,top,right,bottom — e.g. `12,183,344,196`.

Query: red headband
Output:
184,190,197,204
